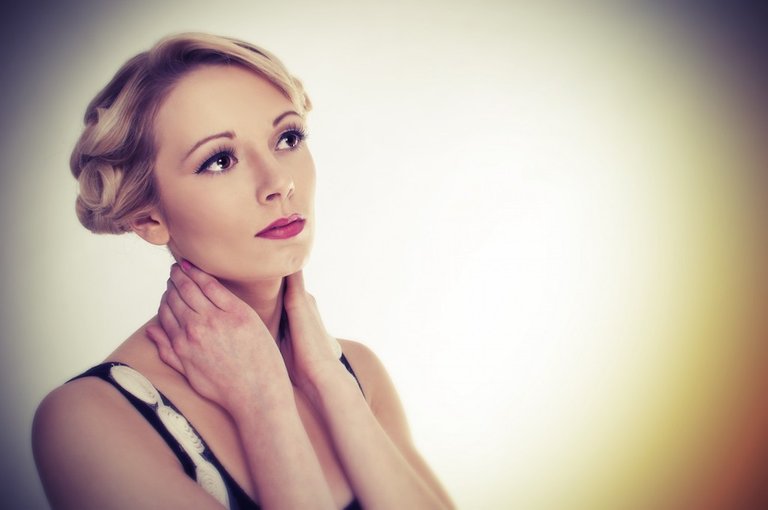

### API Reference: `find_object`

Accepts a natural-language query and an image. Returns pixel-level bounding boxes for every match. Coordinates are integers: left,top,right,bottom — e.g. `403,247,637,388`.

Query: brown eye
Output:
196,150,238,174
214,154,232,169
284,133,300,148
276,128,307,151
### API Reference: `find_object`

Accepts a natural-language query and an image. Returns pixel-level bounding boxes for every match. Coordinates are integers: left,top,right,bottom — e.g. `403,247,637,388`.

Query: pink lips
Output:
256,213,305,239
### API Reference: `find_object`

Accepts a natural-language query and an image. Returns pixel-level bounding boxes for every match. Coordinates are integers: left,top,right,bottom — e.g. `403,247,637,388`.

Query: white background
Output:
0,1,763,508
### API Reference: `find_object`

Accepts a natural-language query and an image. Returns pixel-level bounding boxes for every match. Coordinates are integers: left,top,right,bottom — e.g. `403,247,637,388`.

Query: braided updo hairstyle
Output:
70,32,312,234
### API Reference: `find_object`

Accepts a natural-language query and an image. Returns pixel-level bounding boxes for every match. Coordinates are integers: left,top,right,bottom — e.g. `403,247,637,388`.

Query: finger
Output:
284,270,307,310
146,324,185,374
180,259,237,311
169,263,213,313
158,296,192,360
157,291,183,340
166,279,195,323
285,270,306,295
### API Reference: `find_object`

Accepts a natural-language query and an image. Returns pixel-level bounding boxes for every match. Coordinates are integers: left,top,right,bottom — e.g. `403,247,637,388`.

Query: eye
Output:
276,126,307,151
196,149,238,174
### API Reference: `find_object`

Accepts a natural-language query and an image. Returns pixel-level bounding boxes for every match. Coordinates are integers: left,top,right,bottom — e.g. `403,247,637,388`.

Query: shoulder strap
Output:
339,353,365,396
68,363,197,479
69,363,250,509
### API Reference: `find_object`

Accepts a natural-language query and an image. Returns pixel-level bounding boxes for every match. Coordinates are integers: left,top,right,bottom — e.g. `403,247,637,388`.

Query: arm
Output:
282,272,455,510
314,346,454,510
224,388,334,509
146,263,334,510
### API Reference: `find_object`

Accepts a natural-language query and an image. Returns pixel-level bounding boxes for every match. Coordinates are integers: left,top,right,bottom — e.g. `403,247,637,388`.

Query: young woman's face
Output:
152,64,315,282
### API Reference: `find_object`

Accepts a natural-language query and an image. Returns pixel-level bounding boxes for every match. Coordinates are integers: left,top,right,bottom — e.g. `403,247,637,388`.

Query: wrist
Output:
224,371,296,421
304,361,363,409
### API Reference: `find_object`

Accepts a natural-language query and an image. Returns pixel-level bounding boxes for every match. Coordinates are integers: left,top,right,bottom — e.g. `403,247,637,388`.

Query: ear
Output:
129,208,170,245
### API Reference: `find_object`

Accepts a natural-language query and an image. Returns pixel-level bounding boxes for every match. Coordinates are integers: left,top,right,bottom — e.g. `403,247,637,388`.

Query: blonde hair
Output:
70,32,312,234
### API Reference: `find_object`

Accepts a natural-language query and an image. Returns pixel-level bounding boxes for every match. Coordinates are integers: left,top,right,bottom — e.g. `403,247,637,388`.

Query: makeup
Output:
256,214,305,239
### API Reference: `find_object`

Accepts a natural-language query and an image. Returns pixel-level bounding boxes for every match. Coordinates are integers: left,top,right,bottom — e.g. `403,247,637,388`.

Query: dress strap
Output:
68,363,197,479
68,363,242,508
340,353,365,395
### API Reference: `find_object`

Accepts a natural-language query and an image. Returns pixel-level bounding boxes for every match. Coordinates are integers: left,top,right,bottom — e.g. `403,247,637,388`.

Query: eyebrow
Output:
273,110,301,126
182,111,301,161
184,131,235,161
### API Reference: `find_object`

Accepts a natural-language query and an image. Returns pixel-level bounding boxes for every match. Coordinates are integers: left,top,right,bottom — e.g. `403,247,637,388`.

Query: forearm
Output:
312,368,450,510
230,385,335,510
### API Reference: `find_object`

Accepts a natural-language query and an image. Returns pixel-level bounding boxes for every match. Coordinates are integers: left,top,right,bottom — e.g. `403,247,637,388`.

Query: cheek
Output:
162,205,255,277
297,154,317,202
160,187,250,248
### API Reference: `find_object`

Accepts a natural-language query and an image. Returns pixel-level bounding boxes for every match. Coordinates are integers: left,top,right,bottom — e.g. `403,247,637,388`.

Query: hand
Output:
146,262,289,411
280,270,345,401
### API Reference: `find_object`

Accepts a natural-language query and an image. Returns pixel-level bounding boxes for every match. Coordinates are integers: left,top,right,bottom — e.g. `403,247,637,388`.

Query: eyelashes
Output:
195,145,237,175
277,123,309,151
194,124,309,175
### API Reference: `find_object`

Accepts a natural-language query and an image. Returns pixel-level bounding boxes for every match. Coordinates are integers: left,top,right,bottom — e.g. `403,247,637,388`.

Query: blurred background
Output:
1,1,766,508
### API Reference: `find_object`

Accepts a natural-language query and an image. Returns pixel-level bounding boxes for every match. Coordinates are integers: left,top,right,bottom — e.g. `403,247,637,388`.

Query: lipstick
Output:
256,214,305,239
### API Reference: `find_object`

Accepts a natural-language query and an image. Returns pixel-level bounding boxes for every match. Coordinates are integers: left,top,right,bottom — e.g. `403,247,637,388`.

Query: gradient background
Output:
1,1,766,509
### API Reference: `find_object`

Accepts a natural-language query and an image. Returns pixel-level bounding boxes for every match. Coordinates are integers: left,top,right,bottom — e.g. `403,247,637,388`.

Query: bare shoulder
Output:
32,336,219,509
32,377,183,509
337,339,381,374
32,375,137,455
32,375,163,446
336,339,411,435
337,340,389,401
34,376,119,429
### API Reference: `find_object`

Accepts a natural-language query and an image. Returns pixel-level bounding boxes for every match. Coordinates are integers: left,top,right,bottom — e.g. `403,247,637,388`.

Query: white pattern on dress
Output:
109,365,231,509
110,365,162,405
157,406,206,456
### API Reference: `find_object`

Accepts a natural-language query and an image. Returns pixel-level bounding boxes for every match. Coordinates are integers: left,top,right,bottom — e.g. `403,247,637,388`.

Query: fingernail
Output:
180,259,192,272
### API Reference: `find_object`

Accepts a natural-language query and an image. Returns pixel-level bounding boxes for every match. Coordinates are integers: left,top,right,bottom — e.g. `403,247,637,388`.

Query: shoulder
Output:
33,376,126,444
32,374,177,468
337,339,412,437
32,375,189,509
337,338,379,371
337,340,386,398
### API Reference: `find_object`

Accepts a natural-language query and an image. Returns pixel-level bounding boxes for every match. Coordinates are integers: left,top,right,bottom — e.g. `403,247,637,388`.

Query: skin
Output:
32,65,454,509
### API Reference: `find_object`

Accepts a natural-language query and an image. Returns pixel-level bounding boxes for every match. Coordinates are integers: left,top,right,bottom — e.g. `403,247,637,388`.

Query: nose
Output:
256,157,295,204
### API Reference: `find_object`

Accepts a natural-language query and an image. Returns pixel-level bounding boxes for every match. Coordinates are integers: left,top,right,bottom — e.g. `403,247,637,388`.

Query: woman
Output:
32,32,453,510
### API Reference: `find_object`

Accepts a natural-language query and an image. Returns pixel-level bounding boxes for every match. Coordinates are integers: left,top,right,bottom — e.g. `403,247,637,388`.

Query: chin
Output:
279,250,311,276
235,249,312,283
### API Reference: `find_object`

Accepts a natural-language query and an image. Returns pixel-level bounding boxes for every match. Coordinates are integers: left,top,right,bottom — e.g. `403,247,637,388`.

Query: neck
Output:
219,276,286,342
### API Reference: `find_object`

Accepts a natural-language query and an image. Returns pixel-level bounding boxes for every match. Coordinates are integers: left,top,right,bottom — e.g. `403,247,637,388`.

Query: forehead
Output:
154,64,293,147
